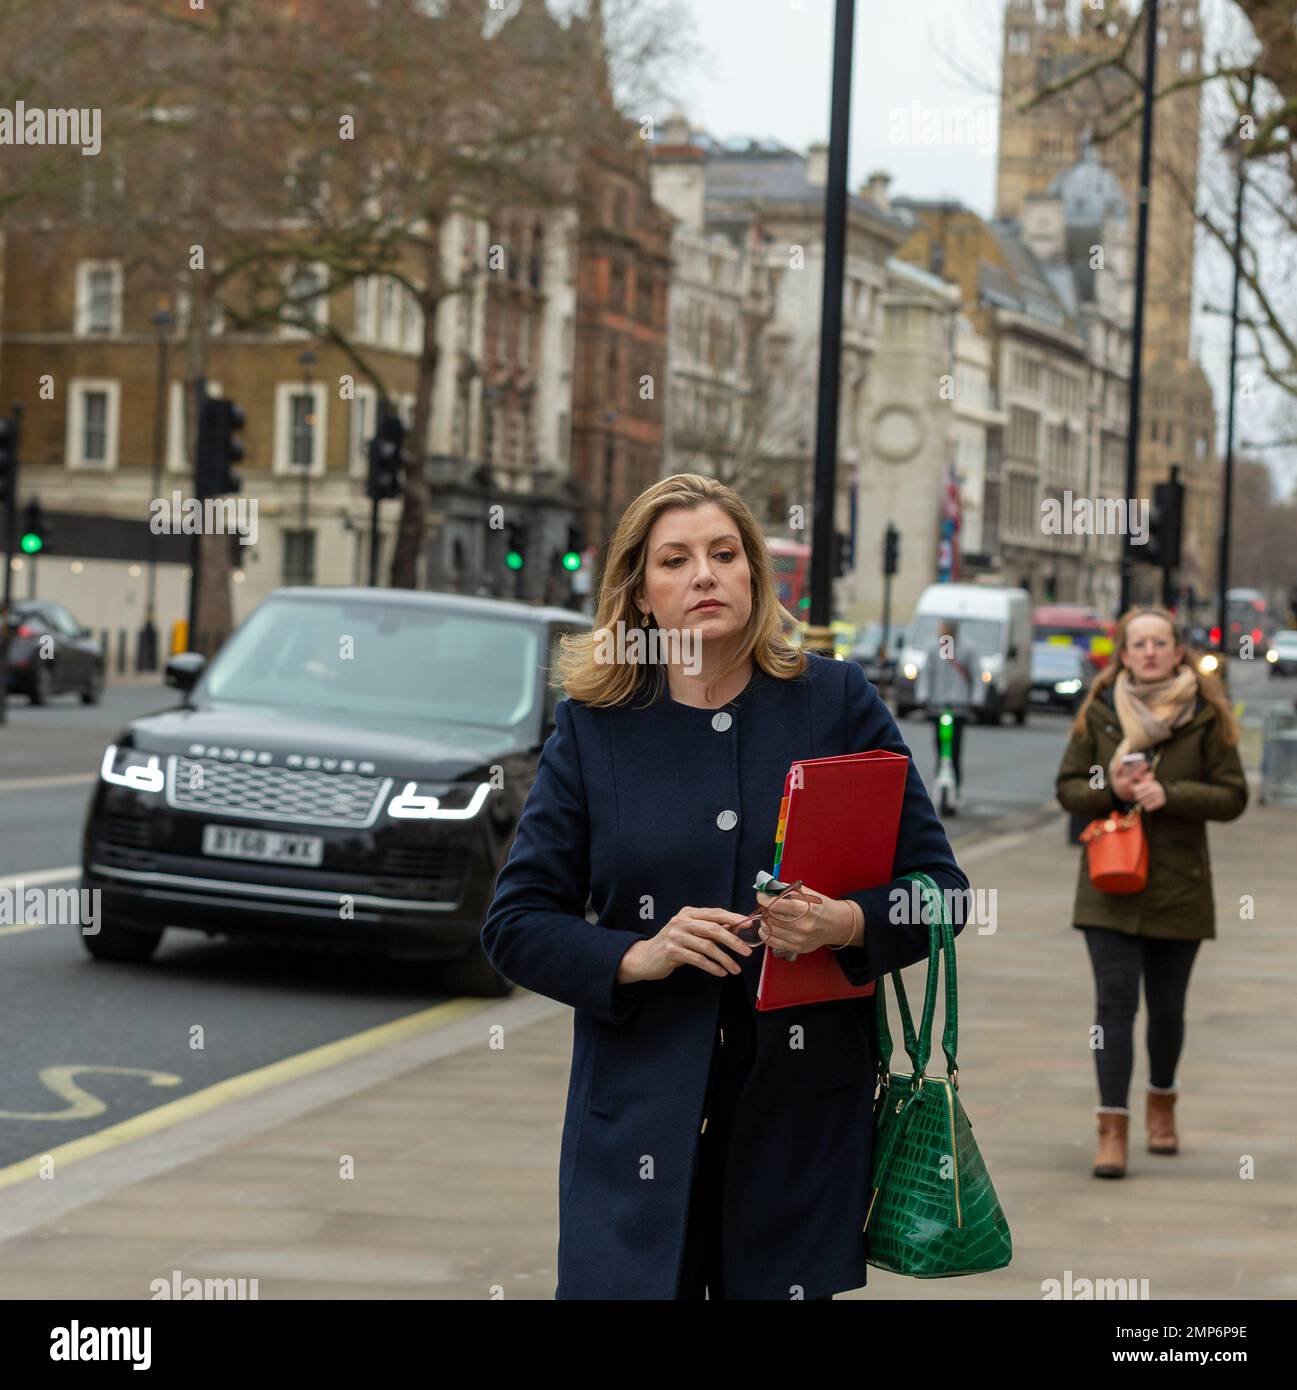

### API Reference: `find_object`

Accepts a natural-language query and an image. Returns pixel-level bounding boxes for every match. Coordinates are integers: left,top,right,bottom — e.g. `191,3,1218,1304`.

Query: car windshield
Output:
909,614,1003,655
201,597,540,731
1032,643,1083,674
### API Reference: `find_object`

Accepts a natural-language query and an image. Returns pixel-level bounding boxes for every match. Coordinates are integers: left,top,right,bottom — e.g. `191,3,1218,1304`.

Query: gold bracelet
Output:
829,899,862,951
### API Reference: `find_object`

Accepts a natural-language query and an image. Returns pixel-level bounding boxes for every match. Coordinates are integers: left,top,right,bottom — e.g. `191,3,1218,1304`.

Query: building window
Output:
380,276,399,347
67,380,121,469
75,261,122,336
1008,28,1030,55
282,529,316,586
1179,48,1197,73
274,382,327,475
1008,406,1039,458
281,262,328,337
354,276,373,341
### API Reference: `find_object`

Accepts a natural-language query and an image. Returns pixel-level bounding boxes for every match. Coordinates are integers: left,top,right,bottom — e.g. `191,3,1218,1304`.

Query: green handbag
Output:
863,871,1012,1277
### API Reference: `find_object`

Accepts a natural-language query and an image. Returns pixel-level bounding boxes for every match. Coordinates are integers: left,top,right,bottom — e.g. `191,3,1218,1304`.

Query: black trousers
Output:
929,711,966,789
677,976,833,1301
1081,926,1201,1109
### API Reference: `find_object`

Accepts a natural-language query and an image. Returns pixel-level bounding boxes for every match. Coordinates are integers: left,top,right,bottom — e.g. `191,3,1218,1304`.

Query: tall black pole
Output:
187,378,206,652
807,0,855,653
141,309,172,671
1119,0,1159,618
0,404,22,727
1217,123,1248,661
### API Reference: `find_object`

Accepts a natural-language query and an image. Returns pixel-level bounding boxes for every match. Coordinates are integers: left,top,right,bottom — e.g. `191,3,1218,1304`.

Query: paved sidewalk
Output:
0,799,1293,1300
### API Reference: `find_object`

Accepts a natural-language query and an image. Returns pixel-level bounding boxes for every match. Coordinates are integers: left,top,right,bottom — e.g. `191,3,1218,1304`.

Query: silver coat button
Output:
716,809,738,831
711,711,733,732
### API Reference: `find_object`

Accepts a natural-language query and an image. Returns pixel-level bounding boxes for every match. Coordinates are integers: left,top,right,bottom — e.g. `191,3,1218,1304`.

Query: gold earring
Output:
640,610,650,628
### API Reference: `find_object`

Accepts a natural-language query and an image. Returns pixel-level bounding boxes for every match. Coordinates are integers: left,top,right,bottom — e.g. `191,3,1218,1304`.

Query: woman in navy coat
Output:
481,473,970,1300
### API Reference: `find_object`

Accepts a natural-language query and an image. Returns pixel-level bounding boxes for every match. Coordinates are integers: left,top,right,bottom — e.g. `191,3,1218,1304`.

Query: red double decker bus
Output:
766,538,811,615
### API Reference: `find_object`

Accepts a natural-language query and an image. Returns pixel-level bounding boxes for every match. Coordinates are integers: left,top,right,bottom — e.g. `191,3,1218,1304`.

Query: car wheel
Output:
81,666,104,705
29,665,52,705
441,942,513,998
1014,705,1027,726
81,915,165,963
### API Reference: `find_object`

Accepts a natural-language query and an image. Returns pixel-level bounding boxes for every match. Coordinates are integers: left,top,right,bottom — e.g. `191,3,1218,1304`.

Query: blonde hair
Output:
555,473,807,708
1071,605,1239,745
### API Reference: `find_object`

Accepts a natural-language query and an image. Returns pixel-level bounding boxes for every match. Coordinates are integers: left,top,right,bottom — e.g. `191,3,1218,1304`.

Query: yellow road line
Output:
0,996,491,1191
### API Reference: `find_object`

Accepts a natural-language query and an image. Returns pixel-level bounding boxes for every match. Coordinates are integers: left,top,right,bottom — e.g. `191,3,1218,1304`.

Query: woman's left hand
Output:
753,884,858,959
1131,777,1168,812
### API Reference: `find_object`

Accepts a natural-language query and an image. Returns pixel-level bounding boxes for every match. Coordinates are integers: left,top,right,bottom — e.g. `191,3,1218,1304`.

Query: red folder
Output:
755,749,909,1011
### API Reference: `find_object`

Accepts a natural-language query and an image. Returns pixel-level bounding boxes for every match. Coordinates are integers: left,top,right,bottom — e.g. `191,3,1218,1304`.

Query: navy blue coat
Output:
481,651,970,1299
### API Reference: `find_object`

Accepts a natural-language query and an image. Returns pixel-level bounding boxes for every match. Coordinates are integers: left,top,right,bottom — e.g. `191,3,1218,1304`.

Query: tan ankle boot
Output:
1093,1109,1129,1178
1146,1088,1179,1154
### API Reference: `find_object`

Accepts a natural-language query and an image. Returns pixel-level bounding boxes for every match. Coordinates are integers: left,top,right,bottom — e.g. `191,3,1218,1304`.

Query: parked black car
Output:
3,599,104,704
81,588,589,995
1028,641,1093,713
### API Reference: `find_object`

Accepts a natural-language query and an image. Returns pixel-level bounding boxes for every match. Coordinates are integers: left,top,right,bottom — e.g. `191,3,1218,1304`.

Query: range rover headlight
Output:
1054,679,1083,695
902,662,918,681
387,781,492,820
100,744,165,794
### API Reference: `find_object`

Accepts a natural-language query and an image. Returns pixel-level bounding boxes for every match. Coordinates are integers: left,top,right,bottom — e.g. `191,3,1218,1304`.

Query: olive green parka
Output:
1055,685,1248,939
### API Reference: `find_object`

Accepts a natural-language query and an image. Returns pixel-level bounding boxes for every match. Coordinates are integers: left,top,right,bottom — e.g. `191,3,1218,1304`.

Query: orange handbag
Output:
1079,807,1148,894
1079,748,1162,894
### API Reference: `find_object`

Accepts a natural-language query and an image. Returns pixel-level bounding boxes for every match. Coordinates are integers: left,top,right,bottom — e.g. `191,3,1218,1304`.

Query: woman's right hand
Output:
1110,758,1149,802
617,907,754,984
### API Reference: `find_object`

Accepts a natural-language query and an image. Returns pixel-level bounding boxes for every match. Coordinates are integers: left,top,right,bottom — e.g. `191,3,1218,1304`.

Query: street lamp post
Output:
298,348,316,583
139,305,173,671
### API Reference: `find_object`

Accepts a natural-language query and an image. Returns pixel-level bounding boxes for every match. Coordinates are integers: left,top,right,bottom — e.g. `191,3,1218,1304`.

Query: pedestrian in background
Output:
916,618,978,806
482,472,970,1300
1055,606,1247,1179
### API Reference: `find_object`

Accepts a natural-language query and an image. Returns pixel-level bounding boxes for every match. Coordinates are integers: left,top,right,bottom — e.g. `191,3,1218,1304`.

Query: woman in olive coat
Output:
1055,606,1247,1179
481,473,970,1300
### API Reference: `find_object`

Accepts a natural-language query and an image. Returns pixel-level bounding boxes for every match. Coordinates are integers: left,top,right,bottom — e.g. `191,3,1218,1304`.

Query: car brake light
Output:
16,623,37,638
1209,626,1221,645
1252,628,1262,644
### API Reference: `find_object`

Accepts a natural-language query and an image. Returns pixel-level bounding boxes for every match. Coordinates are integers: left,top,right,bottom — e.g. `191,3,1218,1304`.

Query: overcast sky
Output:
676,0,1007,215
656,0,1293,495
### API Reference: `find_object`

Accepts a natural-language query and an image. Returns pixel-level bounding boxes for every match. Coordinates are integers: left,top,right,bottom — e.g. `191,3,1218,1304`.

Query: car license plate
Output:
1028,689,1052,703
201,824,324,866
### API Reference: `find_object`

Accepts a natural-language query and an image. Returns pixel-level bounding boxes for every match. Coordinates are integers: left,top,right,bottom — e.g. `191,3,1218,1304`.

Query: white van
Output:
894,583,1033,725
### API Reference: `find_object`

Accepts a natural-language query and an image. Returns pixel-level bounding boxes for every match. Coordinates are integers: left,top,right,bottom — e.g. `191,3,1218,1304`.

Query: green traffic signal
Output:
798,595,810,610
505,550,524,571
20,532,43,554
561,550,581,572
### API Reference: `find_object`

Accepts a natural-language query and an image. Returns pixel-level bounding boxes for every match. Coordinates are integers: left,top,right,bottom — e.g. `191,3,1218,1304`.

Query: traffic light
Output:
366,402,406,501
1144,472,1184,570
0,413,18,507
832,530,853,578
504,521,527,571
20,500,48,555
883,523,900,577
561,524,584,572
196,396,245,497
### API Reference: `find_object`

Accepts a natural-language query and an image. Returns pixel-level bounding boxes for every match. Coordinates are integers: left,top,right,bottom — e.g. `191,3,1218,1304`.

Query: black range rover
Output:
81,588,588,995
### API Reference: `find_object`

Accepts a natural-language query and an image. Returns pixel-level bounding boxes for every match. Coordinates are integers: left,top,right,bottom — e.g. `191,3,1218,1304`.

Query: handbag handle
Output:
873,872,959,1087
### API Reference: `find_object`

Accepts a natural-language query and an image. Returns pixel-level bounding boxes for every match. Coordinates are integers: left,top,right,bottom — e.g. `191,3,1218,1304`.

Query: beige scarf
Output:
1109,665,1198,777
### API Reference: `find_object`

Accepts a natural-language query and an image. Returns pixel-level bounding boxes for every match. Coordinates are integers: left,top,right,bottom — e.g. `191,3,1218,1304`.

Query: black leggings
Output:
1082,927,1201,1109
